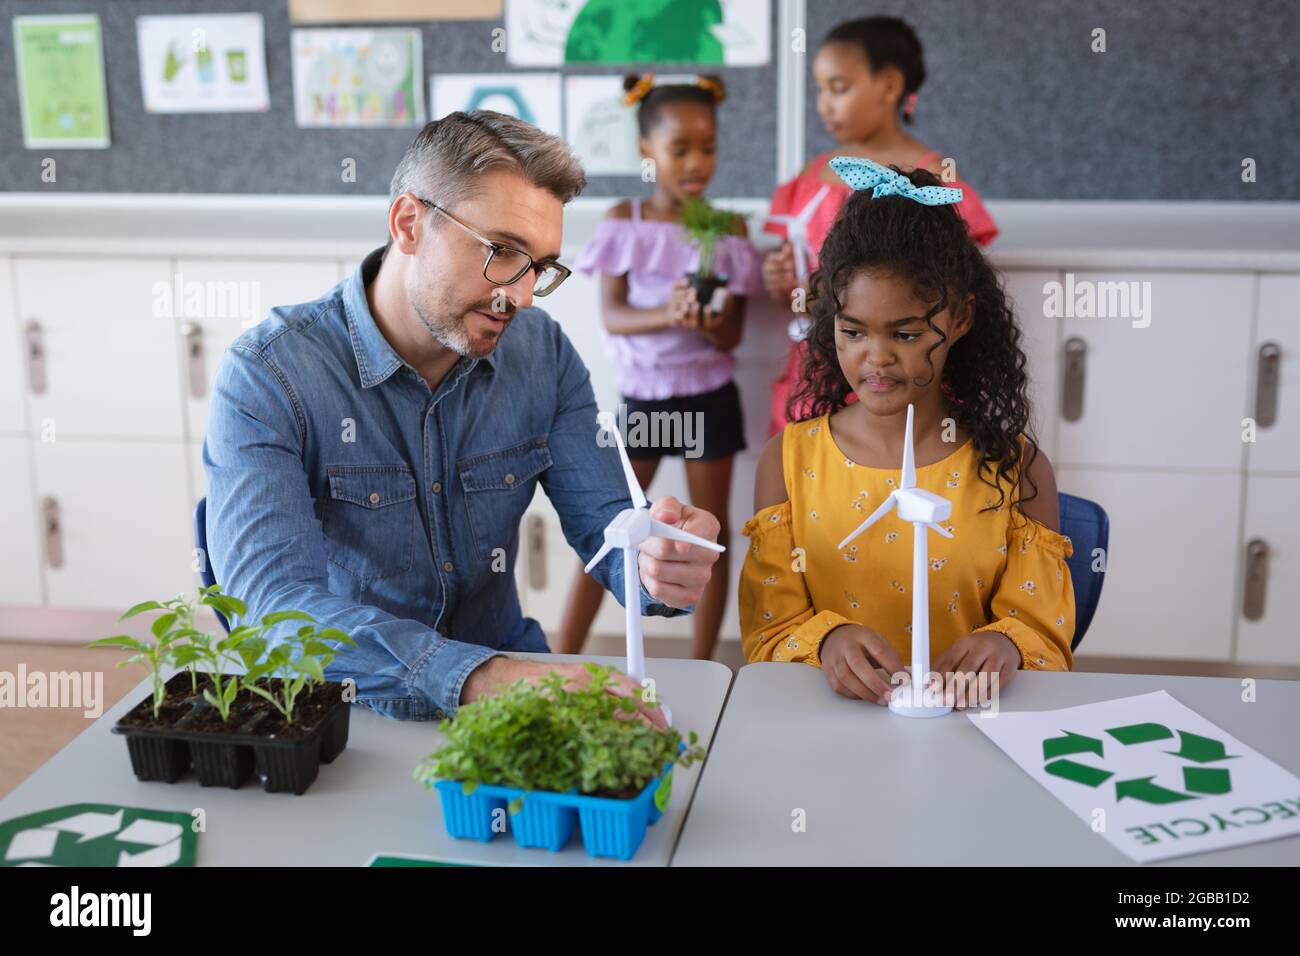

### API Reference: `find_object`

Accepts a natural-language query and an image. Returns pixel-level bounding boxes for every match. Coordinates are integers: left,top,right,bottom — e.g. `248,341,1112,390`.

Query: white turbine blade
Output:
598,411,647,510
623,546,646,683
837,495,897,549
797,185,830,224
583,539,614,574
648,519,726,553
926,522,953,539
790,234,809,281
790,186,829,282
900,403,917,490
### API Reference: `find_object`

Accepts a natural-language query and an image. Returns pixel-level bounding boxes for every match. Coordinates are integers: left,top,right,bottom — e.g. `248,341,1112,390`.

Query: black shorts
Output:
620,380,746,462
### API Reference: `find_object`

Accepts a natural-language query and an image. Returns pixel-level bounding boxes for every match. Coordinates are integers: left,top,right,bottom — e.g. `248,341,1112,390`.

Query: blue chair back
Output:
1058,492,1108,650
194,496,230,633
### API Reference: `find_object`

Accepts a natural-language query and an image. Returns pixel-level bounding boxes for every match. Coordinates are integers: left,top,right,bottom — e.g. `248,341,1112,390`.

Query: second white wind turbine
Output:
837,403,954,717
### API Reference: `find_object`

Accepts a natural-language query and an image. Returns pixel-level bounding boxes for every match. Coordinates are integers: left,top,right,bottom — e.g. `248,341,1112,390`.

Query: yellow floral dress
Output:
739,415,1075,670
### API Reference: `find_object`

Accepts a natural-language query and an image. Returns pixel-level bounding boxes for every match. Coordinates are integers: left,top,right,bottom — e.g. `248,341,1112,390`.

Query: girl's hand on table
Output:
819,623,907,705
932,632,1021,709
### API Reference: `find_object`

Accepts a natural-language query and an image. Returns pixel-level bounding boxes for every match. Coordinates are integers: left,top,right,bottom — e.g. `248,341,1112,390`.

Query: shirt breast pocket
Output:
322,464,418,581
457,437,552,563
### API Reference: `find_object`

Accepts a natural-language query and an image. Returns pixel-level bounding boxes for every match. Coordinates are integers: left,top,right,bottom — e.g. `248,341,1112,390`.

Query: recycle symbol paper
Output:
0,803,196,867
970,691,1300,862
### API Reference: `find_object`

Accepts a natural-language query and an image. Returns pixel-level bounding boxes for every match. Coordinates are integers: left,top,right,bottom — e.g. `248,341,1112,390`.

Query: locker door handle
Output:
42,496,64,569
1242,538,1269,621
526,514,546,591
1254,342,1280,428
1062,336,1087,422
182,321,207,398
25,319,47,395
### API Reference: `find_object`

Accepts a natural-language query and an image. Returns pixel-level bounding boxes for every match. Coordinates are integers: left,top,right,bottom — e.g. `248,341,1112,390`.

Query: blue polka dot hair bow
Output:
829,155,963,206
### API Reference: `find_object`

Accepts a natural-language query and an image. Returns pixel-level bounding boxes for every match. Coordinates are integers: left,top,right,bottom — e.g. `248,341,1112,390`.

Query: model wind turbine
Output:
837,403,955,718
584,412,726,695
765,184,830,282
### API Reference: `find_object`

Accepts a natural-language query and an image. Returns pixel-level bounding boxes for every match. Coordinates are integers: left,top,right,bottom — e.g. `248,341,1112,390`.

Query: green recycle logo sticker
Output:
1042,723,1237,804
0,803,196,867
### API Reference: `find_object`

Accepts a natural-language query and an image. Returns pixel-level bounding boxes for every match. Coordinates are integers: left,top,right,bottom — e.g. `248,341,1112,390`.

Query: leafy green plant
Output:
241,613,354,725
414,663,703,812
91,586,354,725
89,594,192,720
680,197,740,278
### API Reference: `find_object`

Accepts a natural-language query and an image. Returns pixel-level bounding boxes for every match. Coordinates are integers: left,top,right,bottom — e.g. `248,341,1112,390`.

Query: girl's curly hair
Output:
788,165,1039,518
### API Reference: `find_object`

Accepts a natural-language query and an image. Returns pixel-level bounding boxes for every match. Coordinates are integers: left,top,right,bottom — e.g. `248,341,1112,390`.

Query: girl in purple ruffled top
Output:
554,72,763,662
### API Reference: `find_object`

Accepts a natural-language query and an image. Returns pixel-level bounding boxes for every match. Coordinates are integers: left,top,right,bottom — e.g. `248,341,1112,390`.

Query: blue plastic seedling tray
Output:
434,764,673,862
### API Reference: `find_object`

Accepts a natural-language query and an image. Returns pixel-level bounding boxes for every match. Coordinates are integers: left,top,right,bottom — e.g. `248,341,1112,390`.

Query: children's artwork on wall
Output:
430,72,561,135
136,14,270,114
12,14,111,148
291,28,425,128
563,75,640,176
289,0,502,21
971,691,1300,863
505,0,769,67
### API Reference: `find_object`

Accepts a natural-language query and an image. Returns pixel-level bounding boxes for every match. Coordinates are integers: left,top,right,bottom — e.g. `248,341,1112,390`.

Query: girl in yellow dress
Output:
739,157,1074,706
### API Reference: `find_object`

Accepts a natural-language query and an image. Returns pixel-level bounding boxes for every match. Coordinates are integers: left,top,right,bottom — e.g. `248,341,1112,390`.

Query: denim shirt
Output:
204,247,685,721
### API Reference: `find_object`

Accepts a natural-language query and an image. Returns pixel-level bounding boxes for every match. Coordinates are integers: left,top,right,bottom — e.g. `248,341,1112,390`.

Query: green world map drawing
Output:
565,0,724,64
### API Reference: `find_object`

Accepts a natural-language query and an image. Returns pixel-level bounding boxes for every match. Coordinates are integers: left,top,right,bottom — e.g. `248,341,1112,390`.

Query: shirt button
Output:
431,481,442,493
504,473,516,485
433,709,446,720
443,561,455,573
368,492,380,504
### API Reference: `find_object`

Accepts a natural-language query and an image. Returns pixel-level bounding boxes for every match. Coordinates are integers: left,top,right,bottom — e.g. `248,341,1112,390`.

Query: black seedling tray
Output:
112,672,351,795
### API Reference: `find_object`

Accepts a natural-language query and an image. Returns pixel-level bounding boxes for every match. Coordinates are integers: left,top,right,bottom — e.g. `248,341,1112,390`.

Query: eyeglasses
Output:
416,197,571,297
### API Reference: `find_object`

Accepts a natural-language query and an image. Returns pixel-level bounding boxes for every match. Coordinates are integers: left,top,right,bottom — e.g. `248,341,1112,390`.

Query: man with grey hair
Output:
205,112,722,724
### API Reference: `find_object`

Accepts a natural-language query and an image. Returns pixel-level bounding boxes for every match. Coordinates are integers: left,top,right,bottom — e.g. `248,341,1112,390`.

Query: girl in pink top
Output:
763,16,998,435
554,73,762,661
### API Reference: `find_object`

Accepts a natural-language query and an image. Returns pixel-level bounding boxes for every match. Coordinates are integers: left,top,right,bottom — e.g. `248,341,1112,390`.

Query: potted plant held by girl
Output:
681,196,743,310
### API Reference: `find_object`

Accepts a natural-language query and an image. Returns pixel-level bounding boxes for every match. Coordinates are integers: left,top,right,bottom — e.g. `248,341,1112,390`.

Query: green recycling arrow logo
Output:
0,803,196,867
1042,723,1236,805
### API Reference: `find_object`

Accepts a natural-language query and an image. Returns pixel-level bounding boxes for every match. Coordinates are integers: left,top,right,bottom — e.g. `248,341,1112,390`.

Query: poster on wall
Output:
505,0,769,67
136,14,270,114
291,28,425,128
289,0,502,21
563,75,640,176
12,14,111,148
430,72,561,134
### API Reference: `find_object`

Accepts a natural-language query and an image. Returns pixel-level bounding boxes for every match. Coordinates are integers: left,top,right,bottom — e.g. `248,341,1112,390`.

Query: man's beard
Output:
411,290,514,359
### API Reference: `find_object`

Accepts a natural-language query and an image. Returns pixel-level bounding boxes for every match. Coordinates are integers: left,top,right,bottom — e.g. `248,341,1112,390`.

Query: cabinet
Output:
175,258,340,441
1057,272,1253,470
1002,270,1060,460
15,257,181,440
0,437,43,605
33,439,193,610
1235,276,1300,663
0,259,25,434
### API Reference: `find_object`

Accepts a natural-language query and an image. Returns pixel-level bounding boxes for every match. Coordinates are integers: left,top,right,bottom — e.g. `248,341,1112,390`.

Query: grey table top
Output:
0,655,732,867
671,665,1300,867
